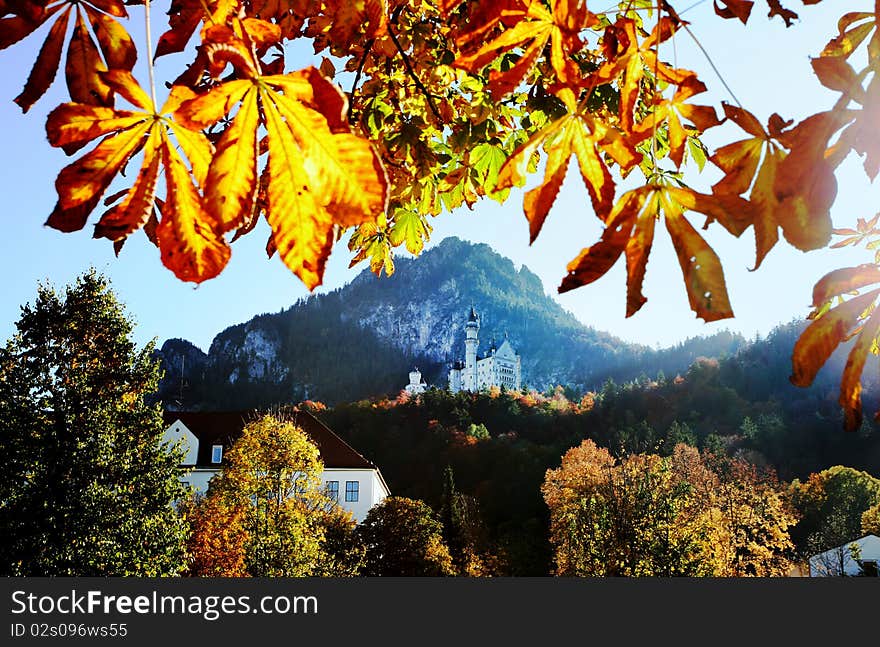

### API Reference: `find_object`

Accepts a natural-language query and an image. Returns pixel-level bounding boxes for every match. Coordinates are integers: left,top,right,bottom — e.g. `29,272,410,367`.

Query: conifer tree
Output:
0,270,188,575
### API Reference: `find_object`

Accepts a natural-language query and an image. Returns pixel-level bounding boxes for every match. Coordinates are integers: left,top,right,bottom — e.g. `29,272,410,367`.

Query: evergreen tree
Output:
0,271,187,575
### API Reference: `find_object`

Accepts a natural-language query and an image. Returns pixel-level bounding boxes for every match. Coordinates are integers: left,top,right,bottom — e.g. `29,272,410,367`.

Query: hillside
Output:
156,237,746,408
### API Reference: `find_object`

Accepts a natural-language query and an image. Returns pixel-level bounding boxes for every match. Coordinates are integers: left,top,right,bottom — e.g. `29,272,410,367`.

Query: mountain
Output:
156,237,746,408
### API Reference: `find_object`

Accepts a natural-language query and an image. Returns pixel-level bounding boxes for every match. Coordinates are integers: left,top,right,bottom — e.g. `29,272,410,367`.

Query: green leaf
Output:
390,209,432,255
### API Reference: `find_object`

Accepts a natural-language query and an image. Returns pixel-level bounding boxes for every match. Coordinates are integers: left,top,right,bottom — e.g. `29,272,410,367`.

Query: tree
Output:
187,412,352,576
0,270,188,576
542,440,796,576
862,501,880,537
439,466,501,576
790,465,880,560
357,496,455,576
4,1,880,429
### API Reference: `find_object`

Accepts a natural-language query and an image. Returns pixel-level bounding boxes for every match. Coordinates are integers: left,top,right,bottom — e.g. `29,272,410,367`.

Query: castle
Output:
448,307,521,393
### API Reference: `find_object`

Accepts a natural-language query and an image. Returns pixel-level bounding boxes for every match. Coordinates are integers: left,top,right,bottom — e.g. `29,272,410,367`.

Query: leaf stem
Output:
144,0,158,111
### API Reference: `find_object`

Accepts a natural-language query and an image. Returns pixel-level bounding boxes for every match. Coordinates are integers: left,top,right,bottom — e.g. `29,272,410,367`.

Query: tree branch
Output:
387,7,442,123
348,39,375,124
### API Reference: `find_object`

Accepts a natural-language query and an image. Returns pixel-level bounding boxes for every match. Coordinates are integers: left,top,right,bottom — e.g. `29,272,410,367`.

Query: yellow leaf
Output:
262,91,334,290
205,87,260,232
157,137,231,283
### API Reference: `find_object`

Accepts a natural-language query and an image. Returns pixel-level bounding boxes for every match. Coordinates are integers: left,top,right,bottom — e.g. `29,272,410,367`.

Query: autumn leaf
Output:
389,209,432,255
559,184,738,322
348,218,395,277
174,28,388,289
821,10,878,59
3,1,136,112
497,89,641,243
707,103,836,268
453,0,595,97
45,70,228,283
591,17,692,132
713,0,754,24
632,75,720,167
792,264,880,430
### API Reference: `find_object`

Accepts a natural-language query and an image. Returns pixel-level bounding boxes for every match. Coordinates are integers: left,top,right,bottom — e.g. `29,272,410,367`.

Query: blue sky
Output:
1,2,877,352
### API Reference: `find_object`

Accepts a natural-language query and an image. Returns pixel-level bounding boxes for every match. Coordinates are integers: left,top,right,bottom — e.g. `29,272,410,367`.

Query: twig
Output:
144,0,158,110
349,39,375,124
387,6,442,123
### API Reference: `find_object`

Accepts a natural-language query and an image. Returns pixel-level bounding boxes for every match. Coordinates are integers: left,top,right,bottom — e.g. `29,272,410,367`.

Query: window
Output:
211,445,223,464
345,480,359,502
326,480,339,501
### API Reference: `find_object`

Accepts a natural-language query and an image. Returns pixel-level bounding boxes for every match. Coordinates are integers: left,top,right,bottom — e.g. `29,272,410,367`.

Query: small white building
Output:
448,307,522,393
809,534,880,577
162,409,390,522
404,367,427,395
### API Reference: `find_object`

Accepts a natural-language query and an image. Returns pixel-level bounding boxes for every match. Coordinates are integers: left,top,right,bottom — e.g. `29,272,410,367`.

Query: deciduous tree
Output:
542,440,796,576
186,412,353,576
358,496,455,576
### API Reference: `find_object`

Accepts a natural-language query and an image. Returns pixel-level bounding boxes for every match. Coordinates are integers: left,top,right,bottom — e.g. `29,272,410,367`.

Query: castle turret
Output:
464,307,479,390
405,366,426,395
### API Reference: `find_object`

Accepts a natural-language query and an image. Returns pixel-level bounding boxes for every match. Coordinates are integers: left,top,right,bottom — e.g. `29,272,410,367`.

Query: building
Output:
808,534,880,576
162,409,390,522
404,367,427,395
448,307,521,392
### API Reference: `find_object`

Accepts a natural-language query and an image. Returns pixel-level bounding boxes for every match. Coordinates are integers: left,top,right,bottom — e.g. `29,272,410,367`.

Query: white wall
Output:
162,421,199,465
178,465,388,523
322,467,389,522
180,468,220,495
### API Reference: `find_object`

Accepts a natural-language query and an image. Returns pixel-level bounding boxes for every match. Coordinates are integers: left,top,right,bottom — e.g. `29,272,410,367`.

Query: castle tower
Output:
405,367,426,395
464,306,479,391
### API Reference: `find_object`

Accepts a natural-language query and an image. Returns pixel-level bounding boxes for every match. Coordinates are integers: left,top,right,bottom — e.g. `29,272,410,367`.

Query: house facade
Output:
162,410,390,522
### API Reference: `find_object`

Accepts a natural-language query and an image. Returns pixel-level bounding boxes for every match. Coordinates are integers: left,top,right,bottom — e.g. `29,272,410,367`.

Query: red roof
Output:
163,409,376,470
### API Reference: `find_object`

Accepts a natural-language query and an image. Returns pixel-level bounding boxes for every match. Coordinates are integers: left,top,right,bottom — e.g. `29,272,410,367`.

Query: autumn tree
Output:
862,501,880,536
358,496,455,576
542,440,796,576
789,465,880,560
0,270,188,576
187,412,354,576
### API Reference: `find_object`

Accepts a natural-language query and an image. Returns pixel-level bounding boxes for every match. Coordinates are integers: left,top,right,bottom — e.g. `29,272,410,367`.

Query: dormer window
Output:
211,445,223,464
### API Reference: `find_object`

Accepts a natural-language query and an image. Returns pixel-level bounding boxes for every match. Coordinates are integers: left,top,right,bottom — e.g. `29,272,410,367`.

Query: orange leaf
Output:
811,264,880,306
623,189,656,316
664,192,734,322
46,102,144,155
14,7,69,112
262,93,334,289
65,10,112,106
93,128,162,241
822,11,875,59
713,0,753,24
558,190,642,294
157,138,231,283
174,79,254,131
811,56,865,102
89,7,136,72
790,288,880,388
51,120,150,219
840,306,880,431
522,145,568,244
205,87,260,232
